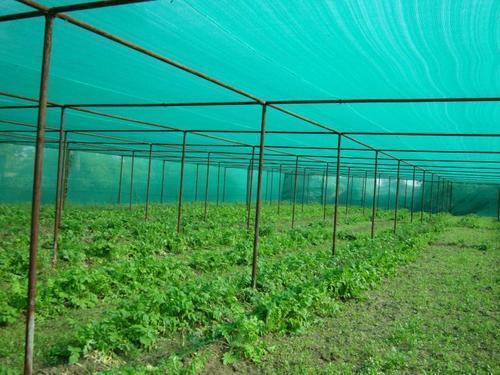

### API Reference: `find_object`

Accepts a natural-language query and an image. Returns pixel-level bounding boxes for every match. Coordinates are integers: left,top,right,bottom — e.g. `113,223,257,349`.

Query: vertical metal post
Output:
24,15,54,375
320,169,325,212
160,160,166,203
194,163,199,201
350,174,354,207
441,179,448,211
291,156,299,228
449,182,453,213
265,170,269,203
251,104,267,289
129,151,135,210
362,170,367,215
371,151,379,239
269,168,274,205
387,176,392,209
393,160,401,233
441,181,450,211
245,158,251,209
277,164,283,214
305,172,310,206
497,188,500,221
441,180,449,211
345,167,351,215
222,167,227,203
117,155,124,204
441,181,450,212
376,174,381,209
246,147,256,230
145,144,153,220
403,178,408,209
61,140,70,210
436,176,441,213
177,132,187,232
410,167,416,222
332,134,342,255
429,174,435,219
204,153,211,220
216,161,221,207
445,181,450,213
301,168,306,212
323,162,329,220
52,108,65,265
420,171,426,223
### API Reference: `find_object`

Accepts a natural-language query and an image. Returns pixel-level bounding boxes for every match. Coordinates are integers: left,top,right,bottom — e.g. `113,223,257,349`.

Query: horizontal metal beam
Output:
0,0,152,22
269,97,500,105
3,127,498,139
2,97,499,108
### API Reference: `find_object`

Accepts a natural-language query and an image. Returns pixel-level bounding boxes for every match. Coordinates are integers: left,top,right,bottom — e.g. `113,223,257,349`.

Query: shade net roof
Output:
0,0,499,184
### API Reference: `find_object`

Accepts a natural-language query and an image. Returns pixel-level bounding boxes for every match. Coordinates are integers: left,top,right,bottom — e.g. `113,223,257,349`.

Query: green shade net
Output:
0,0,498,215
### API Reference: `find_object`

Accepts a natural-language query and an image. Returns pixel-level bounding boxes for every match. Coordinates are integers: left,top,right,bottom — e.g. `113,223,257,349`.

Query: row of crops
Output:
0,203,455,373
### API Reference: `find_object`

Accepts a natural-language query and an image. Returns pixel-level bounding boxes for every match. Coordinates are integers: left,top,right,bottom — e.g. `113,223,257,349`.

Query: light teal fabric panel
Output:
0,0,498,186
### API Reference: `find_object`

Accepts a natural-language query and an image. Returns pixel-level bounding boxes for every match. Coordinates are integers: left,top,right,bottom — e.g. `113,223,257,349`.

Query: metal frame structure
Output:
0,2,499,374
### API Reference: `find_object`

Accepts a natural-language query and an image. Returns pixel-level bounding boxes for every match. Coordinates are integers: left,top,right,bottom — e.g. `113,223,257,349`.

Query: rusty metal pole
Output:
349,173,354,208
145,144,153,220
323,162,329,220
269,168,274,205
445,181,449,213
345,167,351,215
403,178,408,209
52,107,65,265
246,146,256,230
245,159,251,210
177,132,187,232
24,15,54,375
332,134,342,255
449,182,453,213
444,181,447,211
420,171,426,223
387,176,392,210
436,176,441,213
371,151,379,239
194,163,199,202
301,168,306,212
277,164,283,215
446,180,450,212
497,188,500,221
61,139,70,210
362,170,367,215
265,170,269,204
251,103,267,289
304,170,311,204
216,161,221,207
222,167,227,203
117,155,124,204
204,153,211,220
410,167,416,222
291,156,300,228
320,169,325,213
376,174,381,209
160,160,166,203
393,160,401,233
129,151,135,210
443,181,447,212
449,181,452,212
440,178,444,213
445,180,449,213
429,174,435,219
